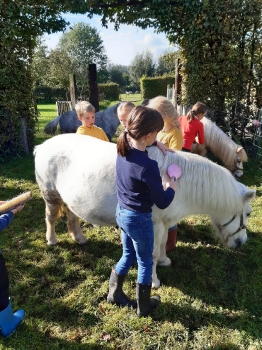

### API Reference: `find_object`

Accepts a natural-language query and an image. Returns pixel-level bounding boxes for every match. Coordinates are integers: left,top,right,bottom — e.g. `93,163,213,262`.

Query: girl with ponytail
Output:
107,106,177,317
179,101,207,152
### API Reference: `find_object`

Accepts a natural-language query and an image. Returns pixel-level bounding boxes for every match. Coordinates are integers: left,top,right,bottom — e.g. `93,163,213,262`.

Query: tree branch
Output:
98,0,180,9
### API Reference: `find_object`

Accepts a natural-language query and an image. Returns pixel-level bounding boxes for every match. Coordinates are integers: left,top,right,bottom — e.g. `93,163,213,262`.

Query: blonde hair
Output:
147,96,180,129
117,101,135,115
75,101,95,117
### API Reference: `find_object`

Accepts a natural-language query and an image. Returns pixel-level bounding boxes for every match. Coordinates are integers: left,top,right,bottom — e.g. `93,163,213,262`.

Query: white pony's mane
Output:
148,146,244,214
202,117,246,164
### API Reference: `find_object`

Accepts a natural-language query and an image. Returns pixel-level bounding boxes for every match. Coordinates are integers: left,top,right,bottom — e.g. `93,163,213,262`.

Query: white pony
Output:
191,117,248,177
34,134,255,288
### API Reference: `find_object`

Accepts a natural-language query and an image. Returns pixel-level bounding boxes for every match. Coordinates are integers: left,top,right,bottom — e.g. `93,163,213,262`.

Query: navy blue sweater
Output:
116,148,175,213
0,212,13,232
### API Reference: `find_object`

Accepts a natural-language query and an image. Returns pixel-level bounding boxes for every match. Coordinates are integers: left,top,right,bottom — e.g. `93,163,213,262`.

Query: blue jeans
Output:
115,204,154,285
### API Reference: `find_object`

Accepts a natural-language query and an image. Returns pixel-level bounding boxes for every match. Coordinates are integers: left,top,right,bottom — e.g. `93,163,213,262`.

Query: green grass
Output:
119,93,143,106
0,104,261,349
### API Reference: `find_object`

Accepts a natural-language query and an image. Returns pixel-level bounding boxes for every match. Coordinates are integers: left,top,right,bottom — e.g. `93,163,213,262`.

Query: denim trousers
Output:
115,204,154,285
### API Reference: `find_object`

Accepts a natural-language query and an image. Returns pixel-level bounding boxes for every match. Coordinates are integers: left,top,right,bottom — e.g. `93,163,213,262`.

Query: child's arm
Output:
150,141,175,155
157,141,175,154
0,204,25,232
0,212,14,232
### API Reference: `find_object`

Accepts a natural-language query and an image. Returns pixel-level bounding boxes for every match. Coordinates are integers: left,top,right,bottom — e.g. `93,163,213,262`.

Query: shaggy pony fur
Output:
192,117,248,177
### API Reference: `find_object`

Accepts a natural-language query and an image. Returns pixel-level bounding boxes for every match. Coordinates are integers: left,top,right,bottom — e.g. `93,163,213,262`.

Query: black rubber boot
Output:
136,283,160,317
107,269,136,308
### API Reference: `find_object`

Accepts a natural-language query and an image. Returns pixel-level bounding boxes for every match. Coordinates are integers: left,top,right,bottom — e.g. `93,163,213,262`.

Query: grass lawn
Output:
0,103,261,349
119,93,143,105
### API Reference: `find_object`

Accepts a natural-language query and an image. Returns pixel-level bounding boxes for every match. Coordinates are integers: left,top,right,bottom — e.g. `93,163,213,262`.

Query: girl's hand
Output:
0,201,6,205
156,141,175,155
11,204,25,214
166,177,177,192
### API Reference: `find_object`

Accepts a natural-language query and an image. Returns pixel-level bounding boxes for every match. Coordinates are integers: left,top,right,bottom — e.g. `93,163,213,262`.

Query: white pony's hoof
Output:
157,257,171,267
152,278,160,289
69,232,88,244
47,239,58,245
77,237,88,245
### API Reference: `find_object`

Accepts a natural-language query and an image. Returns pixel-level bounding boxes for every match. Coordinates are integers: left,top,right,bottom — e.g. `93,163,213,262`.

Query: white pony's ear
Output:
237,147,243,153
243,190,256,202
237,146,248,162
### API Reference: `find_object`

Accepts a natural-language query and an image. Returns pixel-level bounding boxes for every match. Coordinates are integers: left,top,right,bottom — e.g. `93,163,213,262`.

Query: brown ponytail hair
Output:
117,106,164,157
186,101,208,122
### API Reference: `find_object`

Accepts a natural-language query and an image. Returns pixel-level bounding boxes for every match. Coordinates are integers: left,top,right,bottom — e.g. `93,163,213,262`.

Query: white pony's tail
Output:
44,115,61,135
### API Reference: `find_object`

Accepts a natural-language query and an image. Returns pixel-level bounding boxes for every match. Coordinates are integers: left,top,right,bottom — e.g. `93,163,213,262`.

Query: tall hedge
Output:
98,83,119,100
0,58,37,163
34,86,69,103
33,83,119,103
140,76,175,100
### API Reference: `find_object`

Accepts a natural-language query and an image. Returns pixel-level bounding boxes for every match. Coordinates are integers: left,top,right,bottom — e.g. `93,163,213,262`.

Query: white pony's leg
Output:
66,207,88,245
45,202,62,245
152,221,171,289
158,228,171,267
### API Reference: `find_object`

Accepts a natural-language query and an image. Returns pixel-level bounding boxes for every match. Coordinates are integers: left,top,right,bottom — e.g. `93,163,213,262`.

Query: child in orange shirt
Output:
179,102,207,152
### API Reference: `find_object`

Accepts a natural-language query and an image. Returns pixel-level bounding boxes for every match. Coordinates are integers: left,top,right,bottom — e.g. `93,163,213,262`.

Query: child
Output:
117,101,135,129
107,106,177,317
148,96,183,151
148,96,183,252
76,101,109,142
179,101,207,152
0,202,25,337
117,101,173,155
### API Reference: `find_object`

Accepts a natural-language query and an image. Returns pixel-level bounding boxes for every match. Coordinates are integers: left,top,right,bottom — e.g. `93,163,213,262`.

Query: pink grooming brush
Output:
167,164,182,181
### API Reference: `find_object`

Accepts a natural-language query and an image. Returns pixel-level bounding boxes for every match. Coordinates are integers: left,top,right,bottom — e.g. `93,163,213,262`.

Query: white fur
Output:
34,134,255,288
192,117,248,177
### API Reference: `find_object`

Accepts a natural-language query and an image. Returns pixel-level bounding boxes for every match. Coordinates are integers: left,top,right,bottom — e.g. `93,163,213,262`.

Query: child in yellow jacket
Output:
148,96,182,252
76,101,109,142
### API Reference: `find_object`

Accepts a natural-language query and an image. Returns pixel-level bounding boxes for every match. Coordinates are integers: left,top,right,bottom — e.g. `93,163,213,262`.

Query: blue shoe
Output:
0,301,25,337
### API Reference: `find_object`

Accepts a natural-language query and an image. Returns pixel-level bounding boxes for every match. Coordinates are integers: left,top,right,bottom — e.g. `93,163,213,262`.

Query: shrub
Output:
140,76,175,99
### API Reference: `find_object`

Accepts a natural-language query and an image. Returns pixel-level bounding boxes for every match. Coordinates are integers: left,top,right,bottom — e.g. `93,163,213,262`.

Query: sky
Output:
44,13,174,66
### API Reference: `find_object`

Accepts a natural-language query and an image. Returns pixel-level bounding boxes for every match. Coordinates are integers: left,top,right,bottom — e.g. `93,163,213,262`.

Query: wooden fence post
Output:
20,118,29,154
166,84,170,99
174,59,179,108
88,64,99,111
69,74,77,109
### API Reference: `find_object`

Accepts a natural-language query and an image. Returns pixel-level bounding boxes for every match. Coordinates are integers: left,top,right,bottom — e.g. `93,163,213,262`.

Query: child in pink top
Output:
179,102,207,152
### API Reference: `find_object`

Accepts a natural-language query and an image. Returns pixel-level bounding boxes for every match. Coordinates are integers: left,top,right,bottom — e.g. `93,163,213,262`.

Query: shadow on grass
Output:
153,221,262,340
2,320,111,350
0,155,36,183
1,177,261,347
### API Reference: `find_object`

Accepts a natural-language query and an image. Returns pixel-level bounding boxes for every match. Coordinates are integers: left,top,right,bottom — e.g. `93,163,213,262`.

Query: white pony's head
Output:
148,146,255,249
211,188,255,248
200,117,248,178
232,147,248,178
